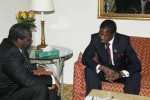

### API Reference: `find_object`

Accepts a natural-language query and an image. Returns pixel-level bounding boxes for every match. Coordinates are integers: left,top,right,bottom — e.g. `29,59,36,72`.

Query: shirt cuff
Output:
96,64,101,74
45,68,55,84
121,70,130,77
51,75,55,84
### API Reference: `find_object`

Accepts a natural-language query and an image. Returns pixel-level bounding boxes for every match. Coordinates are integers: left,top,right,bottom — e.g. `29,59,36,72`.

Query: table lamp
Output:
30,0,55,48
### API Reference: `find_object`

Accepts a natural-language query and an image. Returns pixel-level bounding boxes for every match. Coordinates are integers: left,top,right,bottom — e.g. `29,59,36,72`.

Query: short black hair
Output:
8,23,31,41
100,20,117,34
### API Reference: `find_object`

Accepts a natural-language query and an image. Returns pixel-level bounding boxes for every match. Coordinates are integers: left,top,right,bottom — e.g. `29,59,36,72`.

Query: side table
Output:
29,46,73,100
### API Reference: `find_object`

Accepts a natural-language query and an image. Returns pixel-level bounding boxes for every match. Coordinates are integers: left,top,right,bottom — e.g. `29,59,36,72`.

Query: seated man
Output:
82,20,141,95
0,23,59,100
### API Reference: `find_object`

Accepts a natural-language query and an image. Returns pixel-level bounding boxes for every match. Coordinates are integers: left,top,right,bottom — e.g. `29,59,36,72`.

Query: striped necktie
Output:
106,43,112,65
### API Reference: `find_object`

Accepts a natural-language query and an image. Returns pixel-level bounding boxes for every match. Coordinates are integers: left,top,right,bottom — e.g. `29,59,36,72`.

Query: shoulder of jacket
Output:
115,33,129,40
91,33,99,39
5,47,20,58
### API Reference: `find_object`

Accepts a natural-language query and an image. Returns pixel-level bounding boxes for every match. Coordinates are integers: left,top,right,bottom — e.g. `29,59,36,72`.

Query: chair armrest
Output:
73,53,86,100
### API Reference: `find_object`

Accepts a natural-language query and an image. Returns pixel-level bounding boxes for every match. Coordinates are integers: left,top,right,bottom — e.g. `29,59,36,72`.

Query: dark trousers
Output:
85,68,141,96
49,89,61,100
3,84,60,100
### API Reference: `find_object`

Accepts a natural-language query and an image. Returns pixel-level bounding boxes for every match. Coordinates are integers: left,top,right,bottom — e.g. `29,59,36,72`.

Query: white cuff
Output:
96,64,101,74
51,75,56,84
121,70,130,77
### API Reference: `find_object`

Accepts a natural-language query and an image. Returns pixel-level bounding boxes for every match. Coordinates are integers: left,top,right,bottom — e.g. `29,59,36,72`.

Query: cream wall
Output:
0,0,30,41
0,0,150,84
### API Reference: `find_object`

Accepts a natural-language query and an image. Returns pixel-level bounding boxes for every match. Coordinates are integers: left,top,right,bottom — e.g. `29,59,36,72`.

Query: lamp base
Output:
37,44,47,49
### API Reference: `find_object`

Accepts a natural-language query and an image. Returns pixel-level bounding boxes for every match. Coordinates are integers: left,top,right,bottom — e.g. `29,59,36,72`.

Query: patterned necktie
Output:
106,43,112,65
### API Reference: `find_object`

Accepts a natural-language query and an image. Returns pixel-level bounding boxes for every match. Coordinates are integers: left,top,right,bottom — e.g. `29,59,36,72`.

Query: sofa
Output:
73,36,150,100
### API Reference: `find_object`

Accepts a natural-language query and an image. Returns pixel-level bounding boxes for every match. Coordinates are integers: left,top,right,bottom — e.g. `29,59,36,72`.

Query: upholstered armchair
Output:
73,36,150,100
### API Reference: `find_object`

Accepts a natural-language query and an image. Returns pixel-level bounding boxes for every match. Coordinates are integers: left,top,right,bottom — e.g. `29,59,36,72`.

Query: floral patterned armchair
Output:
73,36,150,100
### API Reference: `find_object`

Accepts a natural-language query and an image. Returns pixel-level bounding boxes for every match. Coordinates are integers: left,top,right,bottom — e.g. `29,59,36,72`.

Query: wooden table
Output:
86,89,150,100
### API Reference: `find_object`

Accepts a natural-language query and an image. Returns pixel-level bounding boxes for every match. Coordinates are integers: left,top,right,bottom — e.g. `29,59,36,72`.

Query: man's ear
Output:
16,38,23,47
17,38,22,43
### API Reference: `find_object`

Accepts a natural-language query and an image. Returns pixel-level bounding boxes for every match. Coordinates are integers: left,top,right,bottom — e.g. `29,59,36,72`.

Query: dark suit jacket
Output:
82,33,141,75
0,38,52,99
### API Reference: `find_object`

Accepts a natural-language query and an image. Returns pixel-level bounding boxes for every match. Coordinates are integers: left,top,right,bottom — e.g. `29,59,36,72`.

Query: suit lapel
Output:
113,34,119,66
94,35,108,64
15,48,25,59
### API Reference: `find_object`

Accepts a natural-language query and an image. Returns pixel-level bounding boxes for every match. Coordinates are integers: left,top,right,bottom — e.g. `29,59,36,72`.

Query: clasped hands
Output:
99,65,121,82
32,67,53,76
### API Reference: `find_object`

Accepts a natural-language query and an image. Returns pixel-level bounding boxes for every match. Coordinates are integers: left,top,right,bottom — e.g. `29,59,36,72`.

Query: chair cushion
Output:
102,81,124,92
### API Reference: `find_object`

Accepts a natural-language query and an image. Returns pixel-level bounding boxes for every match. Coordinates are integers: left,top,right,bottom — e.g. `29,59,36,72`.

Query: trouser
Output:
85,68,141,96
5,84,49,100
49,89,61,100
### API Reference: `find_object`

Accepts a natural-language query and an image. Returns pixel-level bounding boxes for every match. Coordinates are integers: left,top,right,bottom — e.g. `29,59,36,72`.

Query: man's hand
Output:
99,65,121,82
105,71,121,82
32,67,53,76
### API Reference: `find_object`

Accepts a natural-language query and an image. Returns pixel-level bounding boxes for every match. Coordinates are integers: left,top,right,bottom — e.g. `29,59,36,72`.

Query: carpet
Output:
63,84,73,100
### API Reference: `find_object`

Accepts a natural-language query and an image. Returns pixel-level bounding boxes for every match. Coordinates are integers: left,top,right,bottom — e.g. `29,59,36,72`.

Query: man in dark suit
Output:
0,23,56,100
82,20,141,95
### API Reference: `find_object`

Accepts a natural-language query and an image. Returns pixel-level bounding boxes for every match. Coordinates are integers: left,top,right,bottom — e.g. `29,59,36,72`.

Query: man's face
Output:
19,34,32,48
99,28,114,43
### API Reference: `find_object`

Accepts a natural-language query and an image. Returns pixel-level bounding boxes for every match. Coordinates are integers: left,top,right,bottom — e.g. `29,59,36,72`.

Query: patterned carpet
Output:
63,84,73,100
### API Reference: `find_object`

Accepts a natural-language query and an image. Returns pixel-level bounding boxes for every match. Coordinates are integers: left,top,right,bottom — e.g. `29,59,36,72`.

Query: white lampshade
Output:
30,0,54,12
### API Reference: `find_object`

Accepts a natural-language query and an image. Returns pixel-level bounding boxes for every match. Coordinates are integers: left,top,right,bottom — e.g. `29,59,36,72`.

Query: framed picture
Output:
98,0,150,20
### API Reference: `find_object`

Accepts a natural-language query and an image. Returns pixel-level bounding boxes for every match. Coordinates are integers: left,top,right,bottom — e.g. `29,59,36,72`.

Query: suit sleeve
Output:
3,54,52,87
125,38,141,74
82,36,99,72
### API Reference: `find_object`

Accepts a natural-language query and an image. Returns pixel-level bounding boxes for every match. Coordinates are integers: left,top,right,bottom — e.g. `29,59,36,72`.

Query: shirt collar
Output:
108,35,114,45
19,48,23,53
